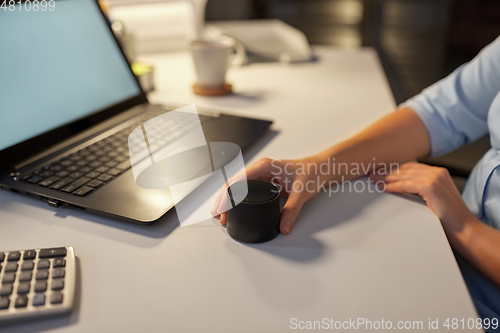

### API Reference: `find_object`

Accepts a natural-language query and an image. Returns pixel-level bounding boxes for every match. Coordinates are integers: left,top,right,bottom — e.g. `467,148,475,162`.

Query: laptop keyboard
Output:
17,106,214,197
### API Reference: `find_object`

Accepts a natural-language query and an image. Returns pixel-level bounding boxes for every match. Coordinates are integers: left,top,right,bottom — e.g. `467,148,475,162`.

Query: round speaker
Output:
226,179,281,243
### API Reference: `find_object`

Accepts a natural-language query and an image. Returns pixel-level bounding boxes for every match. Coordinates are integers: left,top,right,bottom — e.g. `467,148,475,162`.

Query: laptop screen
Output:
0,0,142,152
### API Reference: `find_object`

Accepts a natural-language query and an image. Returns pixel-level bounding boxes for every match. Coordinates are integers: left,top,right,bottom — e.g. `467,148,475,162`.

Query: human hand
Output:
369,162,475,231
211,156,329,234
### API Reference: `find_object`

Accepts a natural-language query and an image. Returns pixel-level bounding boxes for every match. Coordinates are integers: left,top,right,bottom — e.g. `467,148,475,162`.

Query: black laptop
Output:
0,0,271,224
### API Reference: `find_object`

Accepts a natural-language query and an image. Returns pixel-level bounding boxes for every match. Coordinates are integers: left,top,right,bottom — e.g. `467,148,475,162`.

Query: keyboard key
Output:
0,285,13,296
39,170,54,178
95,166,109,173
86,179,103,188
51,279,64,290
52,268,65,278
38,176,61,187
36,270,49,280
0,252,4,262
21,261,34,271
68,172,83,179
90,161,102,168
23,250,36,260
17,282,30,295
76,160,87,167
116,160,131,171
0,297,9,310
27,175,43,184
38,259,50,269
5,262,18,272
61,177,90,193
50,177,73,190
73,185,93,196
39,247,67,258
67,165,79,172
50,165,63,171
2,273,15,284
20,174,32,181
34,281,47,292
85,171,101,179
80,166,92,173
53,258,66,267
107,168,121,176
114,155,127,162
60,160,73,167
15,296,28,308
105,161,118,168
97,174,112,182
32,294,45,306
7,251,20,261
19,271,32,282
50,293,63,304
55,170,71,178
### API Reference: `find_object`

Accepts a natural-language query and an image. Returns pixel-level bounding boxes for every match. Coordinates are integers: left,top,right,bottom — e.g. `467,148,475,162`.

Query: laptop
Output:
0,0,272,224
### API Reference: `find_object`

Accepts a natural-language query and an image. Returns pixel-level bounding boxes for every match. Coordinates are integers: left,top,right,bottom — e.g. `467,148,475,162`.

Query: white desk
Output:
0,46,479,332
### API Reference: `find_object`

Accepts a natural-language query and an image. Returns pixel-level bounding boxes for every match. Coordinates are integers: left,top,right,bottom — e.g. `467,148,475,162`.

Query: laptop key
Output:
86,179,103,188
38,176,60,187
39,171,54,178
50,165,63,171
55,170,70,178
85,171,100,179
50,177,73,190
95,166,109,173
67,165,79,172
80,166,92,173
89,161,101,168
115,160,131,171
107,168,121,176
73,186,93,196
27,175,43,184
20,174,32,181
97,174,112,182
61,177,90,193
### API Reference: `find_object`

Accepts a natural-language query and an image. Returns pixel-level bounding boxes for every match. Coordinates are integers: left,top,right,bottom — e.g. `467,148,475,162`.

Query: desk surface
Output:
0,47,479,332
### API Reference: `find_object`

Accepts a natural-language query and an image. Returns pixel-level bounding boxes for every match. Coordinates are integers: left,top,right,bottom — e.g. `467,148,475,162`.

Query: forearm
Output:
447,216,500,286
317,107,430,181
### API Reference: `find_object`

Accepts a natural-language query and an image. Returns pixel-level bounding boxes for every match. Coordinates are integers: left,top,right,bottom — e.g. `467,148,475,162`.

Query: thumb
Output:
279,183,308,235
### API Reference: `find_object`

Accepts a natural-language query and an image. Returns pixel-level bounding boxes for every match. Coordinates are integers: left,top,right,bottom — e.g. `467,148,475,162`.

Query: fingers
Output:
219,212,227,226
383,180,422,194
279,178,309,235
211,158,281,221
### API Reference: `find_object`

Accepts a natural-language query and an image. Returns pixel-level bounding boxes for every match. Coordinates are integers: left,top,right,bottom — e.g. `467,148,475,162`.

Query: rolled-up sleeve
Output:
401,36,500,157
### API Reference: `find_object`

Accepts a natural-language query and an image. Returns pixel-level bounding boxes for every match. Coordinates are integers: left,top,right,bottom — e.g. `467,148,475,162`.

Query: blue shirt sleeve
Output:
401,36,500,157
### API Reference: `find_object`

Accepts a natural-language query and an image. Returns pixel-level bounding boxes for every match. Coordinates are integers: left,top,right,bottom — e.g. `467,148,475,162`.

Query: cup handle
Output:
228,41,246,68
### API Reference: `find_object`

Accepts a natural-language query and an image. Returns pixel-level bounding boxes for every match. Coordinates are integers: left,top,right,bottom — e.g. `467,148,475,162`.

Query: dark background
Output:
205,0,500,189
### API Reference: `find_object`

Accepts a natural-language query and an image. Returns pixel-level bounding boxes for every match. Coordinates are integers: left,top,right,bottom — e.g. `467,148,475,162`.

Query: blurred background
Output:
107,0,500,190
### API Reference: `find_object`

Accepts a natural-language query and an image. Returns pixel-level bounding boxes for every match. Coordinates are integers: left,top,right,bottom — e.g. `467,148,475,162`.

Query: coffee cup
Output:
190,36,245,95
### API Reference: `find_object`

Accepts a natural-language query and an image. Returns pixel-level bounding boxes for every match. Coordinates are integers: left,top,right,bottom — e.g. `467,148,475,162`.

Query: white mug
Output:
190,36,245,88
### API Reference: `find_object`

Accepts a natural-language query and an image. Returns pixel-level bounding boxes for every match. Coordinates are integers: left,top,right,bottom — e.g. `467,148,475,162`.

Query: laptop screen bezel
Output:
0,0,148,173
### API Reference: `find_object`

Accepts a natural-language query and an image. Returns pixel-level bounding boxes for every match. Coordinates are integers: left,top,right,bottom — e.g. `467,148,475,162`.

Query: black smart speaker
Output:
226,179,281,243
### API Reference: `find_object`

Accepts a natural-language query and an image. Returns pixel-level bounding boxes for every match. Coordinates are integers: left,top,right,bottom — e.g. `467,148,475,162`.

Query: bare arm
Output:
318,106,430,182
213,106,430,230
